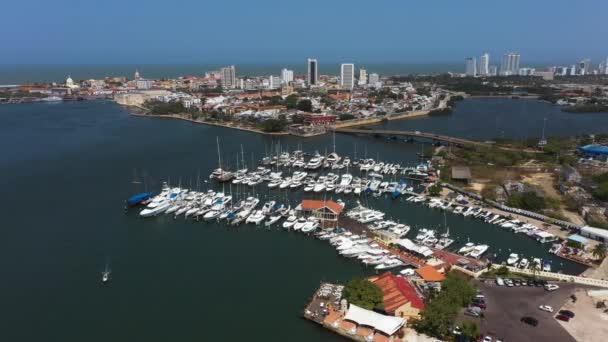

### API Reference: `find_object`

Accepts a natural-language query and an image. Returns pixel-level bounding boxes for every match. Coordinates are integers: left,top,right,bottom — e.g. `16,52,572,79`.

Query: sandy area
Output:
557,288,608,342
521,172,560,198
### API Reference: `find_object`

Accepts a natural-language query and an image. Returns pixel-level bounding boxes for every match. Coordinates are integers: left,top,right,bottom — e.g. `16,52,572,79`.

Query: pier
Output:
334,128,488,147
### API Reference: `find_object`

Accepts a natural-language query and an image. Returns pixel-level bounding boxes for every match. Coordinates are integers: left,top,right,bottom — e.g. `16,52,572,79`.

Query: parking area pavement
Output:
456,280,578,342
556,288,608,342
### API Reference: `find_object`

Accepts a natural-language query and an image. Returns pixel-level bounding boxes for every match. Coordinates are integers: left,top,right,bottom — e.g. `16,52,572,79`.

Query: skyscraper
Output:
478,53,490,76
465,57,477,77
340,63,355,89
280,68,294,84
500,53,520,76
358,68,368,85
579,59,591,75
307,58,318,86
368,73,380,86
220,65,236,89
269,76,281,89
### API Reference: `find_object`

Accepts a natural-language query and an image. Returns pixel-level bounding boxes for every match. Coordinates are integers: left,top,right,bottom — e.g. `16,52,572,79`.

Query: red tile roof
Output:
370,272,425,312
323,310,342,325
416,265,446,282
301,200,343,215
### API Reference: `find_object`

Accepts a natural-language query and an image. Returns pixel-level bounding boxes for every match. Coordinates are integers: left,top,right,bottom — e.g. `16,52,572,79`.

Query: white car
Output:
483,336,493,342
539,305,554,313
545,284,560,291
452,326,462,335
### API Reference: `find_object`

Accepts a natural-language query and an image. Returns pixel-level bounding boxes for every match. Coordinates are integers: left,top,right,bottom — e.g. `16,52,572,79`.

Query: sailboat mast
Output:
216,137,222,170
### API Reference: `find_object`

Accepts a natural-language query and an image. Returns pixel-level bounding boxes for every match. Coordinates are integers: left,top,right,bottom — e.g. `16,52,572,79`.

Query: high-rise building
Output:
359,68,368,85
478,53,490,76
220,65,236,89
269,76,281,89
488,65,498,76
307,58,318,86
368,73,380,86
280,68,294,84
600,58,608,75
465,57,477,76
579,59,591,75
340,63,355,89
500,53,520,76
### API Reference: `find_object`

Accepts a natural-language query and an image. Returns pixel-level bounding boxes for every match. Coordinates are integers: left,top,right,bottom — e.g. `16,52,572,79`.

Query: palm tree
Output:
592,243,607,261
461,320,479,341
530,259,540,279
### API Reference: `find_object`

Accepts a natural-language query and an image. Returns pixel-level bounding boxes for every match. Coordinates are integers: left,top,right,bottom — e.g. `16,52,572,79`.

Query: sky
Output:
1,0,607,65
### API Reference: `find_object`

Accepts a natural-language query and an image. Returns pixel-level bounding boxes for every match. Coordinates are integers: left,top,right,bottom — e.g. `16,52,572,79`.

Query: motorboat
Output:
282,215,297,229
542,260,552,272
293,217,307,231
265,214,282,227
506,253,519,265
305,156,323,169
467,245,489,259
458,242,476,254
246,210,266,225
375,258,405,270
140,200,171,217
518,258,529,268
101,270,110,284
301,217,319,234
261,201,276,215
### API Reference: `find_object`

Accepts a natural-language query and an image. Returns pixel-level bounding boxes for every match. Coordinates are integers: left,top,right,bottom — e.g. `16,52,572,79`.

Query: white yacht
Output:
265,214,282,227
375,258,405,270
305,156,323,170
506,253,519,266
467,245,489,259
518,258,529,268
282,215,297,229
301,217,319,233
458,242,476,254
293,217,307,231
140,200,171,217
246,210,266,225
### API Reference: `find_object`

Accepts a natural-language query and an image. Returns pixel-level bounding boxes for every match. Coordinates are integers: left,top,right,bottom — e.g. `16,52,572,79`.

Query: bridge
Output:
333,128,488,147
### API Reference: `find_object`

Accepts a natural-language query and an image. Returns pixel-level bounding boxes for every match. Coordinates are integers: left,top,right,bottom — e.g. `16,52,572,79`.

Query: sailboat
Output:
210,137,235,182
101,262,111,284
435,212,454,250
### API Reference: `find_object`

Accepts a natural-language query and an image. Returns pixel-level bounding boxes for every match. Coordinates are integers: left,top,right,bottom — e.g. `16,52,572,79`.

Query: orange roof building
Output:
415,265,446,282
299,200,343,228
369,272,424,319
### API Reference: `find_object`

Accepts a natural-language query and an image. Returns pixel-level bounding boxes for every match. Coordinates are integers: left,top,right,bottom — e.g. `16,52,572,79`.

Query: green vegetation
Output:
566,240,584,250
428,108,452,116
592,172,608,201
260,114,288,133
592,243,607,260
562,104,608,113
342,278,383,310
145,100,185,115
339,113,355,121
411,272,477,338
296,99,313,112
265,95,284,106
461,320,479,340
428,183,442,196
284,94,298,109
506,191,558,211
453,145,529,167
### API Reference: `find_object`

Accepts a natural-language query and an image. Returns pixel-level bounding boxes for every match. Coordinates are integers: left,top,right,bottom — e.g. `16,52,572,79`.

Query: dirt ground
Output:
557,288,608,342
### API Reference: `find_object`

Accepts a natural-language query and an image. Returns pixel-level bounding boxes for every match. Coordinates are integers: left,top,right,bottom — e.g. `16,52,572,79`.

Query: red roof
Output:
416,265,446,282
370,273,425,312
301,200,343,215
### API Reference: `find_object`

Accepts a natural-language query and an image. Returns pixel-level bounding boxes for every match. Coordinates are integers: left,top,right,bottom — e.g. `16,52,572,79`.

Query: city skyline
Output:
2,0,607,64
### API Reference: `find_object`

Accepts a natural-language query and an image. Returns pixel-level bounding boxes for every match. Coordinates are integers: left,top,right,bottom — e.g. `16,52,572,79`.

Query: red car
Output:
555,314,570,322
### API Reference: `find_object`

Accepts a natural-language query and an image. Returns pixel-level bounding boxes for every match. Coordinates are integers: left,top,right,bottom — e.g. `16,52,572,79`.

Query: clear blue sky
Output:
2,0,606,65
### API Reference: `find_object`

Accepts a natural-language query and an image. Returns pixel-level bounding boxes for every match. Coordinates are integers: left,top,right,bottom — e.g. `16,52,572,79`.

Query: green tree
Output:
461,320,479,340
339,113,355,121
592,243,607,260
267,95,283,106
260,118,287,132
342,278,383,310
427,183,442,196
296,99,313,112
284,94,298,109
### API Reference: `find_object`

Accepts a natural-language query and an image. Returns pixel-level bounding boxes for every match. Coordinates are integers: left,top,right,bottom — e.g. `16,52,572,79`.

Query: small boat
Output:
542,260,552,272
458,242,475,254
126,192,153,207
293,217,307,231
467,244,489,259
301,217,319,234
506,253,519,265
246,210,265,225
282,215,297,229
265,214,282,227
518,258,529,268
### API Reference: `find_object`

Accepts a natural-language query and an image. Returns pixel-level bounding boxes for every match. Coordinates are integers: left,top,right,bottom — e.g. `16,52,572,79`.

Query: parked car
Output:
526,280,534,286
539,305,554,313
559,310,575,318
533,280,542,287
473,302,487,309
513,279,521,286
545,284,560,291
521,316,539,326
555,314,570,322
482,336,493,342
452,326,462,336
496,277,505,286
465,307,482,317
505,279,514,287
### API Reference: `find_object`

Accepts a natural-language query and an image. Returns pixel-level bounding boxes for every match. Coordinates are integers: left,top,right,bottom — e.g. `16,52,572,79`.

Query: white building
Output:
136,79,152,90
500,52,520,76
307,58,318,86
220,65,236,89
518,67,536,76
368,73,380,87
465,57,477,77
280,68,294,84
269,76,281,89
579,59,591,75
340,63,355,89
358,68,367,85
479,53,490,76
488,65,498,76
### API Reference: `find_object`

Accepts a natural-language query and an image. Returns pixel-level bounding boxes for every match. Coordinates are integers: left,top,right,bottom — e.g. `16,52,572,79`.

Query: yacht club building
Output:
298,200,343,228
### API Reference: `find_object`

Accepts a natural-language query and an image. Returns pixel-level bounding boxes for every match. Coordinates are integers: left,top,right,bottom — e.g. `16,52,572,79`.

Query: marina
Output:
1,99,596,342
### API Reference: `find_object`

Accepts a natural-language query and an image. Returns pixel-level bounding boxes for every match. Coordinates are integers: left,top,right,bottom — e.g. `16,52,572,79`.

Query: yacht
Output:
518,258,529,268
305,155,323,170
359,159,375,171
246,210,266,225
458,242,476,254
101,270,110,284
140,200,171,217
542,260,552,272
268,179,282,188
375,258,405,270
467,245,489,259
506,253,519,265
261,201,276,215
301,217,319,234
532,258,542,270
293,217,307,231
265,214,282,227
282,215,297,229
313,177,327,193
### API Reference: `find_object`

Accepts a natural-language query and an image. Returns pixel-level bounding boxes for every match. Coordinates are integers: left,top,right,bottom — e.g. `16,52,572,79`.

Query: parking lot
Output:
456,280,578,342
556,288,608,342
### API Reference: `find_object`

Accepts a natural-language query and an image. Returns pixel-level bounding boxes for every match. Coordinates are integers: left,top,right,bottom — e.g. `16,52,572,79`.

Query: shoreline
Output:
128,112,290,136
